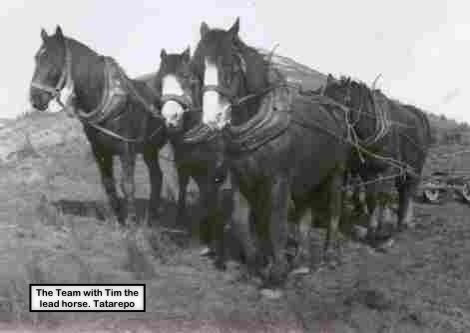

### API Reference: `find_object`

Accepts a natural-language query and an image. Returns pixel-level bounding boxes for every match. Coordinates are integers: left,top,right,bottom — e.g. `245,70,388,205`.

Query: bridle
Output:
160,93,194,112
199,51,279,115
200,51,245,106
30,38,73,108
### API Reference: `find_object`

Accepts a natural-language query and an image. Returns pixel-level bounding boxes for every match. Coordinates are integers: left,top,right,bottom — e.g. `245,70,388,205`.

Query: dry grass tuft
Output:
122,228,156,280
35,194,66,229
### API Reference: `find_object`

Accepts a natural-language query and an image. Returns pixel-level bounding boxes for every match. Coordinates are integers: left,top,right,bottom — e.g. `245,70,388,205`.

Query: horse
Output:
322,74,431,244
153,48,230,269
190,18,352,287
29,26,167,227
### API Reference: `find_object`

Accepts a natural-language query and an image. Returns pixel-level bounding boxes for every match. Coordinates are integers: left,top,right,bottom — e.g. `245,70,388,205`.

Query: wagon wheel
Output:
423,180,451,204
460,182,470,203
423,186,440,203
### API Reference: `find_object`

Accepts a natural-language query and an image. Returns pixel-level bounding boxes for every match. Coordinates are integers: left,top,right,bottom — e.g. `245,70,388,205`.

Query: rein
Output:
161,93,193,111
201,83,283,113
85,121,163,143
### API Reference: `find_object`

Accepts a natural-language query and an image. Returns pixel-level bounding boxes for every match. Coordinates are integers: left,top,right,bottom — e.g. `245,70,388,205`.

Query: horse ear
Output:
200,22,210,38
182,46,190,63
41,28,48,41
160,48,167,60
55,25,64,38
326,74,334,84
228,17,240,37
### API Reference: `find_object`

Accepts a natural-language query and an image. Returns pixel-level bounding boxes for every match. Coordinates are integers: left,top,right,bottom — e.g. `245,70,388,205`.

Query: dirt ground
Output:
0,114,469,332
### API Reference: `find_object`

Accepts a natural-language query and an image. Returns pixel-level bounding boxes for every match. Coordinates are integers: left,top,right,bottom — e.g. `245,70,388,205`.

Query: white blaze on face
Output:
161,74,185,127
202,58,231,129
37,46,46,58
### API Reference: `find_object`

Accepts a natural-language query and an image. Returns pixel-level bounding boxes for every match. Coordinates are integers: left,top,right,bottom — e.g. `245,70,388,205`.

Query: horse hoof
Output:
352,225,368,241
125,220,138,229
214,260,227,271
376,238,395,253
260,288,284,299
290,266,310,276
323,250,341,268
398,222,415,232
200,247,215,257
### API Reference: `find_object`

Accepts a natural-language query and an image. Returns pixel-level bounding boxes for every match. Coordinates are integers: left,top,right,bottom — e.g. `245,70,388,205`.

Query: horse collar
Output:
181,123,218,145
225,83,293,153
73,57,128,124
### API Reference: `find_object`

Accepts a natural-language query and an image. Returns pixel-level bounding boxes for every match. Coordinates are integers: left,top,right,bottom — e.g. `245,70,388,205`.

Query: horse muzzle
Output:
29,91,51,111
204,106,232,131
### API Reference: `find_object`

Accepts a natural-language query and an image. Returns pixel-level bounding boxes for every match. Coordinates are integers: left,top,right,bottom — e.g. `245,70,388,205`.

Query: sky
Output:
1,0,469,122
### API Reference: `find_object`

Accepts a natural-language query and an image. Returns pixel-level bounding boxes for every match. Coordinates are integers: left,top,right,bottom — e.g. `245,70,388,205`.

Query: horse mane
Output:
338,76,375,107
191,29,272,95
232,37,271,94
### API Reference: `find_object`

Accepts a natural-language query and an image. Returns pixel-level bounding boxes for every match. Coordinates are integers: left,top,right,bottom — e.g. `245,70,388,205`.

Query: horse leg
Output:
396,176,418,231
286,199,306,267
230,189,259,276
266,176,290,287
195,180,212,254
324,171,344,263
91,147,122,224
207,185,227,270
360,173,381,246
143,145,163,227
119,152,138,227
355,183,369,216
175,166,189,229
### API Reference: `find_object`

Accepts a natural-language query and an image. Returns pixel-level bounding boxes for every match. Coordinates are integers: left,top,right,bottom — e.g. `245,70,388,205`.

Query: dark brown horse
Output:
153,48,229,268
322,75,431,243
190,18,352,286
29,26,167,227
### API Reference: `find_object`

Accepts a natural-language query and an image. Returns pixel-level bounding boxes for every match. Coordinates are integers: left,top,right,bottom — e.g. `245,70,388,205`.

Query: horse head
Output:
155,47,198,132
30,26,73,111
191,18,268,130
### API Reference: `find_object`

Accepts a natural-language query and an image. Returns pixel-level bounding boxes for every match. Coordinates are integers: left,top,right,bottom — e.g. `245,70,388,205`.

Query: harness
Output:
200,53,420,179
224,82,293,154
160,81,218,145
31,38,164,143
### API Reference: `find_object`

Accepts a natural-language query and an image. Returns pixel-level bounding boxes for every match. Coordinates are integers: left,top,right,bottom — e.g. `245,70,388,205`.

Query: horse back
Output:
377,95,431,172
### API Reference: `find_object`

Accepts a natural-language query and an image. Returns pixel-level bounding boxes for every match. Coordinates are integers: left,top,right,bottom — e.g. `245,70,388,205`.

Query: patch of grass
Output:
35,193,67,229
122,228,156,280
0,256,49,324
146,227,188,264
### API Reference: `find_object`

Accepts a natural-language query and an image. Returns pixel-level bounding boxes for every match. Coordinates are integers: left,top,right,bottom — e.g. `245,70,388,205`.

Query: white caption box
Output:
30,284,145,312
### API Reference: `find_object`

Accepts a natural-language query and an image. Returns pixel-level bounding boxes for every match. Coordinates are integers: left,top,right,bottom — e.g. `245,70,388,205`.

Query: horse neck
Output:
68,38,106,111
230,43,270,126
352,86,379,141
